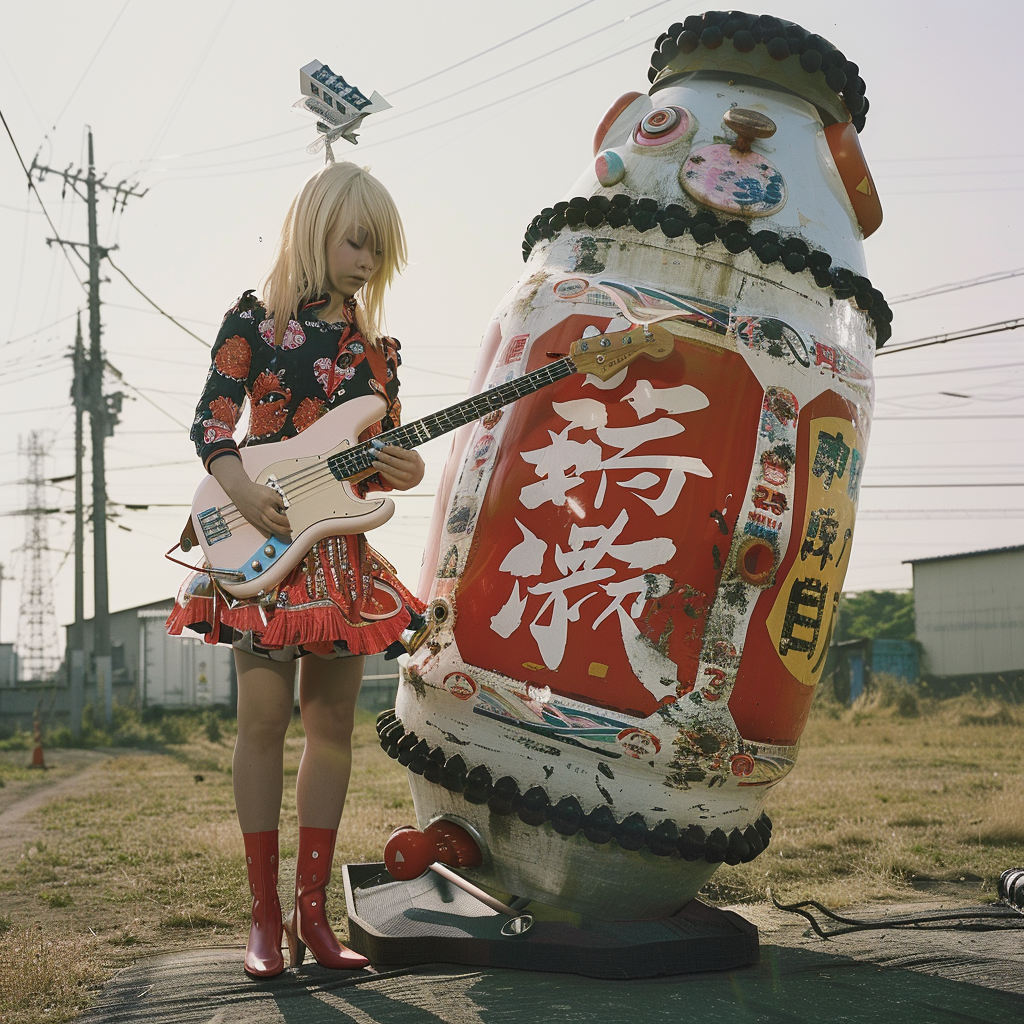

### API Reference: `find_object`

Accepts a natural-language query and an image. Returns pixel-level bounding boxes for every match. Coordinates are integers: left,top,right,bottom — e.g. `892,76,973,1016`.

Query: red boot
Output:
242,831,284,978
284,826,368,969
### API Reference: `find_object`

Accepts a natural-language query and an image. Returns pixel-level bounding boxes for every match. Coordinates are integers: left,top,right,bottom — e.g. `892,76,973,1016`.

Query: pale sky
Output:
1,0,1021,660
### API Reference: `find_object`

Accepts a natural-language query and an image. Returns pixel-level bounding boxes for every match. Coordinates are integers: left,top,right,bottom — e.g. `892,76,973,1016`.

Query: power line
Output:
161,31,652,184
0,404,67,417
861,483,1024,488
885,186,1024,197
338,38,660,155
389,0,601,95
98,1,651,170
878,317,1024,356
890,268,1024,305
102,359,191,430
51,0,132,129
105,255,211,348
141,0,237,163
104,301,217,327
0,105,86,292
855,510,1023,519
874,413,1024,421
878,360,1024,379
385,0,674,126
141,126,307,164
873,152,1024,164
878,168,1024,180
0,200,44,214
0,42,45,132
151,8,670,178
155,0,674,177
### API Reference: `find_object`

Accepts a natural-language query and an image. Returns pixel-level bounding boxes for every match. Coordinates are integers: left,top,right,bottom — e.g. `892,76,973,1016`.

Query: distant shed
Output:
905,545,1024,677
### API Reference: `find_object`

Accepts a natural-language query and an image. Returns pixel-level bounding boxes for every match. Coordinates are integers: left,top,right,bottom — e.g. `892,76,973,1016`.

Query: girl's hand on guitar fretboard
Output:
370,444,425,491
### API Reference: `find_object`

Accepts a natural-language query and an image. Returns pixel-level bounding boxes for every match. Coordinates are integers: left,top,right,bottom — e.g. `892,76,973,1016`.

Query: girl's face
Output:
325,221,380,302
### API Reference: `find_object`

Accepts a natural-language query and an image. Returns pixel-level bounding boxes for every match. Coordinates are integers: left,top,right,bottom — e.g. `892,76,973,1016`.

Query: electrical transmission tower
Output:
16,432,61,683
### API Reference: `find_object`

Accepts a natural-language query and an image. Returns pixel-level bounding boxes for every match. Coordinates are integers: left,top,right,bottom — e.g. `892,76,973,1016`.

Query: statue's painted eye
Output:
641,108,679,134
634,106,692,146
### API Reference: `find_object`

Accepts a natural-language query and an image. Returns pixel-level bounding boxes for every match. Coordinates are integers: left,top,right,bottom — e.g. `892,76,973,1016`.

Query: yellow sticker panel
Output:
766,416,865,686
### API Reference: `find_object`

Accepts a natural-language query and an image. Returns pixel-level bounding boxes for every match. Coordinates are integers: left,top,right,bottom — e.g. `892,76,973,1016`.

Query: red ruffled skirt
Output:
166,533,424,660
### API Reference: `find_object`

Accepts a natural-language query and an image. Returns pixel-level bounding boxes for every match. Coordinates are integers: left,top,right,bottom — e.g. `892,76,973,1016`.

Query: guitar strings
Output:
204,356,578,535
208,360,574,528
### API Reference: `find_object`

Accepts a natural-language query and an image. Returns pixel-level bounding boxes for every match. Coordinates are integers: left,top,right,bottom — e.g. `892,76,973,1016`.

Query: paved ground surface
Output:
76,901,1023,1023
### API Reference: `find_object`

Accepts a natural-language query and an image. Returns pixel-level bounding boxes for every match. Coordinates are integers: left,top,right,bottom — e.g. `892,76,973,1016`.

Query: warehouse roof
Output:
903,544,1024,566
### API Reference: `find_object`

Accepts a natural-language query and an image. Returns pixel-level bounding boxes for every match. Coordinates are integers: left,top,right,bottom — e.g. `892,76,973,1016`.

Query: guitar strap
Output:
362,338,395,427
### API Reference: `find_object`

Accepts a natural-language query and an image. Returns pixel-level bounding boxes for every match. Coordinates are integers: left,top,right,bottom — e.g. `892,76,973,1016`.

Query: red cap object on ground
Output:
384,820,482,881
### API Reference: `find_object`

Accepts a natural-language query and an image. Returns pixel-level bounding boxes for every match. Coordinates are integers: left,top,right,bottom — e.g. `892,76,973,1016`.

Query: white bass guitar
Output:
184,323,674,599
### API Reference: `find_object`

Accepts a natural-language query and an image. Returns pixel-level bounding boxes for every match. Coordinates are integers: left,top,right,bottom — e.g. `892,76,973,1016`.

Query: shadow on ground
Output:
79,907,1024,1024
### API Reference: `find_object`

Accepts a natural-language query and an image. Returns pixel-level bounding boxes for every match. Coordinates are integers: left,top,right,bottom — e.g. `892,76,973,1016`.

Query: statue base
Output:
342,863,759,979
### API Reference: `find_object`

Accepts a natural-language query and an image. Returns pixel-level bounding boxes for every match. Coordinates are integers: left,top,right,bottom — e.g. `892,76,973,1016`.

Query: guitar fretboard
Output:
328,355,577,481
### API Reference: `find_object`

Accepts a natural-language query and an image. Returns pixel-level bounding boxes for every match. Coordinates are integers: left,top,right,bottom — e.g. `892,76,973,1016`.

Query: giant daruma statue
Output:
378,11,890,920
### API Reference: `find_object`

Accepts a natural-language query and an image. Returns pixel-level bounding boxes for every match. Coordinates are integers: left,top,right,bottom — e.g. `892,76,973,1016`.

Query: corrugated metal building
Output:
3,601,403,733
0,642,19,686
827,637,919,703
82,601,401,711
906,545,1024,677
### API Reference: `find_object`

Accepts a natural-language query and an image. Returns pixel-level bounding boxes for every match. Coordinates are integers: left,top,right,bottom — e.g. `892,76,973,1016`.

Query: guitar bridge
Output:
197,507,231,545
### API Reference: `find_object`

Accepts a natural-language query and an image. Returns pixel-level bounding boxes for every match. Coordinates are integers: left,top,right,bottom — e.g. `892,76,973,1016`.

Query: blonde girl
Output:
168,162,424,977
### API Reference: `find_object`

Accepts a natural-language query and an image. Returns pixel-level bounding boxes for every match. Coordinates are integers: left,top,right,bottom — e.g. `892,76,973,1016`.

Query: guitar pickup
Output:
197,507,231,545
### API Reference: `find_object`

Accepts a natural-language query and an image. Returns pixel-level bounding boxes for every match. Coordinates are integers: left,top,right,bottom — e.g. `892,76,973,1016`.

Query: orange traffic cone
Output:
29,710,46,770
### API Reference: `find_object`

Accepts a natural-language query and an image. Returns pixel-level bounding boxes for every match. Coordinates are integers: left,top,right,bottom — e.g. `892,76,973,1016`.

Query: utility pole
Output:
71,313,85,654
32,128,146,726
84,132,113,727
69,314,86,735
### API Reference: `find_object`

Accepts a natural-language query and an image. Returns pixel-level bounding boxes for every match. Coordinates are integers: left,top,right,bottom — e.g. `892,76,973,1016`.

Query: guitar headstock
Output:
567,323,676,380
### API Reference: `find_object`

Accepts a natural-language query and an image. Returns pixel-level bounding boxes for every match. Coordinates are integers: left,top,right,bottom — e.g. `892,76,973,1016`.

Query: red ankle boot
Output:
242,830,284,978
284,826,368,969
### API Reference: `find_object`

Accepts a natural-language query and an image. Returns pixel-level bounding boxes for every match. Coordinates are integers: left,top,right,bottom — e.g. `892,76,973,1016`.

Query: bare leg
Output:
295,655,364,828
232,649,296,832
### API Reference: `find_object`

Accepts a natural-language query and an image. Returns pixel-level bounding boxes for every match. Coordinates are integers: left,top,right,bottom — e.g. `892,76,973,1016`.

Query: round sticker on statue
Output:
553,278,589,300
443,672,478,701
616,728,661,758
681,145,787,217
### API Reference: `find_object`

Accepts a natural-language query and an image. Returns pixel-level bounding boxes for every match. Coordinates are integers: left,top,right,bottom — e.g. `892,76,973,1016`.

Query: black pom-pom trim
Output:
519,193,892,346
733,29,755,53
551,796,585,836
375,709,775,862
648,11,870,133
700,25,724,49
583,805,617,844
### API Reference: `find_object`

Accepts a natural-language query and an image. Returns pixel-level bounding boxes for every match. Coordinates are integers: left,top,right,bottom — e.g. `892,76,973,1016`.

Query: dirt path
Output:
0,749,113,858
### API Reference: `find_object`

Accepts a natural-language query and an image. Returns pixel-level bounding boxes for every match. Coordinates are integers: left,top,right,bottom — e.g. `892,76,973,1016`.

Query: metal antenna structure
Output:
15,432,62,682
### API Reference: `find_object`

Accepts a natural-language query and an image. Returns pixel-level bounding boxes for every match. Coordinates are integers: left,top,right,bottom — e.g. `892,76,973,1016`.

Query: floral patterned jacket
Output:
191,291,402,491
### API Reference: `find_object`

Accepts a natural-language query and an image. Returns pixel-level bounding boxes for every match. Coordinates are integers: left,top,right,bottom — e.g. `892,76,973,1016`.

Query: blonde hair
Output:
262,162,407,346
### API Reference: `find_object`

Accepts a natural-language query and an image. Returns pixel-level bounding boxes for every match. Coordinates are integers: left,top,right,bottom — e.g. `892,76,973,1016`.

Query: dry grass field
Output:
0,684,1021,1023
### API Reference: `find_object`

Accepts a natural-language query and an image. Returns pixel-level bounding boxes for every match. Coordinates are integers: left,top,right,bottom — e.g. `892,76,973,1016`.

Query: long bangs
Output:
262,162,407,346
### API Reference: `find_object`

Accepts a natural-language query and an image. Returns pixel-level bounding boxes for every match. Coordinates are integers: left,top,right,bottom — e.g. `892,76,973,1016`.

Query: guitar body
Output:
190,394,395,599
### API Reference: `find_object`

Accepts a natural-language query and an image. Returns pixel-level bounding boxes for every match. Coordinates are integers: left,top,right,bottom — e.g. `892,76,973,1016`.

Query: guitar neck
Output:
328,355,578,481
